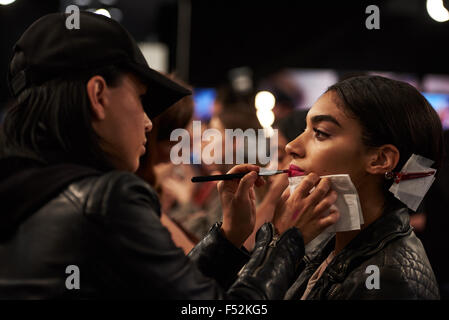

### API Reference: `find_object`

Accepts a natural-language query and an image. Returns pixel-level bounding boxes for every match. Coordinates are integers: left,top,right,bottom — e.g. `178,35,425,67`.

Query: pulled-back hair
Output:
327,75,443,170
2,66,125,171
326,75,444,208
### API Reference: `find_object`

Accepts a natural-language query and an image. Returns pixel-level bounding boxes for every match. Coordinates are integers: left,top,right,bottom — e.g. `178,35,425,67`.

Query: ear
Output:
86,76,109,120
365,144,400,175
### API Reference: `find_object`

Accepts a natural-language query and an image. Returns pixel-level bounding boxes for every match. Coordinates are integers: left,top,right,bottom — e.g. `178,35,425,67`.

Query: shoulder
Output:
65,170,161,219
380,231,440,298
340,232,439,299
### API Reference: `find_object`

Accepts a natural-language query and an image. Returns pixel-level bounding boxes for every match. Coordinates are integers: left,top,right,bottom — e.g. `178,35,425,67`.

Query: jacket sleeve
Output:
187,223,251,290
83,171,235,298
83,171,305,299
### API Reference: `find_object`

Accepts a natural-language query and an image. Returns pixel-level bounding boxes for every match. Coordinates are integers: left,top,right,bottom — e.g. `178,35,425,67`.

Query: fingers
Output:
289,176,338,228
219,165,264,192
217,180,224,192
280,187,290,203
219,164,260,189
312,189,337,214
254,176,266,188
294,173,320,199
317,207,340,229
235,171,259,200
307,178,332,206
226,164,260,175
290,175,332,209
271,174,289,195
249,186,256,201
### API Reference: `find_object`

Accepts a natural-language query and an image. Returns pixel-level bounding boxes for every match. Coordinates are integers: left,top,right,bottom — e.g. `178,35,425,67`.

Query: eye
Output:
313,128,330,140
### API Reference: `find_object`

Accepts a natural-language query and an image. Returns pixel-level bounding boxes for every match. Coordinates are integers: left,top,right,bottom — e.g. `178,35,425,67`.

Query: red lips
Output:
288,164,305,177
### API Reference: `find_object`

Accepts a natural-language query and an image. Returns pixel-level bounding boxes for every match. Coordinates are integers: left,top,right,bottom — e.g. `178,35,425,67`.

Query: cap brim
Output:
126,63,192,118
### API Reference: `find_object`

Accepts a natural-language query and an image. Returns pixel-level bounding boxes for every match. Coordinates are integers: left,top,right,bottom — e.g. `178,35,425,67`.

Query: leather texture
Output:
227,223,305,300
284,206,440,300
0,170,305,299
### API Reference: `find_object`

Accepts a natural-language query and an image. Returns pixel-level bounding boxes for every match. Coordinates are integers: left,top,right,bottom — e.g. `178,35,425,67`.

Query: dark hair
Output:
2,66,125,171
326,75,444,208
327,75,443,170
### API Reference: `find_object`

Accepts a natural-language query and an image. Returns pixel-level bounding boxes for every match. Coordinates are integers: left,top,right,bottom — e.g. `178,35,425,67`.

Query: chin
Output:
119,158,139,173
130,160,140,173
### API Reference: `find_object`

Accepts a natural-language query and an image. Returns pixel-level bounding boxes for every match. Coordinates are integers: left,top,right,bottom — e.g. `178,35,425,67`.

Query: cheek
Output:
306,138,364,176
117,119,141,149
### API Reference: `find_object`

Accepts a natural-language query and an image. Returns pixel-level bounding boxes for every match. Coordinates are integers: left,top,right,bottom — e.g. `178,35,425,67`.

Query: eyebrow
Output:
310,114,342,128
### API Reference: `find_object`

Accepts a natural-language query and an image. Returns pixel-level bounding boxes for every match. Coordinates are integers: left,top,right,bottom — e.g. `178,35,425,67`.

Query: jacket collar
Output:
0,155,101,241
310,206,412,282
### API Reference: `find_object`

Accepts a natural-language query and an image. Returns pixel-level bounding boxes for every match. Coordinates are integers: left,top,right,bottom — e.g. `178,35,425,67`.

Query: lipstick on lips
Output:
190,164,305,182
288,164,305,177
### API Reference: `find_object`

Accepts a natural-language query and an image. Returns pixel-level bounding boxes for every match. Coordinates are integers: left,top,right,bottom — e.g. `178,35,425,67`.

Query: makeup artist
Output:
0,12,339,299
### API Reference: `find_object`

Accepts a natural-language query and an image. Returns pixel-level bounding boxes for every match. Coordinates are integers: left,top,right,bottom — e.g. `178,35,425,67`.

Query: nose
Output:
285,133,305,158
144,113,152,133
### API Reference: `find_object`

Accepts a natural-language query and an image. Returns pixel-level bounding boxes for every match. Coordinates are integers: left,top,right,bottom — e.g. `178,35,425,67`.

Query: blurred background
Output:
1,0,449,124
1,0,449,298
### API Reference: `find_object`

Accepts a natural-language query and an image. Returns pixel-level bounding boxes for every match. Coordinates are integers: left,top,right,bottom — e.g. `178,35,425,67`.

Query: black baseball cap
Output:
7,11,191,118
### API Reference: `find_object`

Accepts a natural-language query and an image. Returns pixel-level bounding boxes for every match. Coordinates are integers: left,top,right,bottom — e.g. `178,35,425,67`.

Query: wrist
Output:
264,191,283,204
220,225,248,248
273,219,287,235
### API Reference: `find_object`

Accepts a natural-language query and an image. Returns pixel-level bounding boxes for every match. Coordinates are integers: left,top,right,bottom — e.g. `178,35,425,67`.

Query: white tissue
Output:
388,154,436,211
288,174,364,233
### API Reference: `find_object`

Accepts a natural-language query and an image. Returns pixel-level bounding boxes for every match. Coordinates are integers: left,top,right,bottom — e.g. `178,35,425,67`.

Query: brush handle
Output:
191,170,290,182
191,172,247,182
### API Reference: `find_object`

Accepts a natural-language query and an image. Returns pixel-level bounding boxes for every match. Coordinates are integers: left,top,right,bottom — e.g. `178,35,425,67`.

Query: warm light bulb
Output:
94,8,112,18
427,0,449,22
256,109,275,128
0,0,17,5
255,91,276,110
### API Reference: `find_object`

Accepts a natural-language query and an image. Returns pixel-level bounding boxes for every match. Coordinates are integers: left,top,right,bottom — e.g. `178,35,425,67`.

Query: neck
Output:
334,182,385,255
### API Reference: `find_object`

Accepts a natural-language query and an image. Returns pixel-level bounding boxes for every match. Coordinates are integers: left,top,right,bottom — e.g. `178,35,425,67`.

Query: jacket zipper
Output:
269,234,280,247
327,284,339,299
303,255,311,265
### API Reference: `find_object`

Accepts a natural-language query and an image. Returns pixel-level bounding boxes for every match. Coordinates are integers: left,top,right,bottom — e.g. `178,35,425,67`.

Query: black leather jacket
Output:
0,165,305,299
284,206,440,300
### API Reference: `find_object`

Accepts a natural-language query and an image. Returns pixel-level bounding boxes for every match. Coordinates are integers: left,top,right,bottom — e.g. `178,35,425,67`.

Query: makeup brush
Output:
191,165,305,182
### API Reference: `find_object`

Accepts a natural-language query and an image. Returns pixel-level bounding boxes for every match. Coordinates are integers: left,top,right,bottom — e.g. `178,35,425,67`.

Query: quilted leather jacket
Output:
284,206,440,300
0,159,305,299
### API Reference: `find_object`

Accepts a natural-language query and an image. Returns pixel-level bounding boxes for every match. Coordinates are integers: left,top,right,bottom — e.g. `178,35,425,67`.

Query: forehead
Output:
307,91,348,125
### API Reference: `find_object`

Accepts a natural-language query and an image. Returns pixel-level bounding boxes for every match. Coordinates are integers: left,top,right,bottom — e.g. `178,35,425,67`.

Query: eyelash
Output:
313,128,330,140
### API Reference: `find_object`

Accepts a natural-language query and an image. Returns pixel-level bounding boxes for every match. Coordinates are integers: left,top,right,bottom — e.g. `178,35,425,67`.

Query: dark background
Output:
0,0,449,299
1,0,449,107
